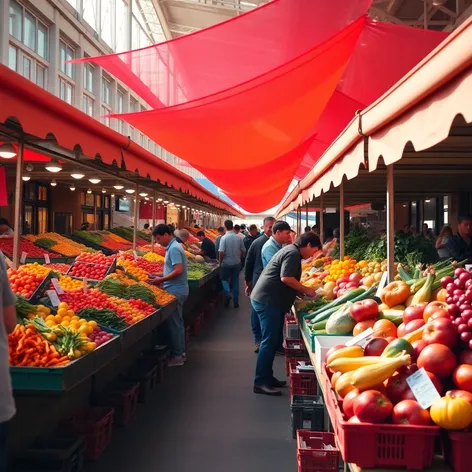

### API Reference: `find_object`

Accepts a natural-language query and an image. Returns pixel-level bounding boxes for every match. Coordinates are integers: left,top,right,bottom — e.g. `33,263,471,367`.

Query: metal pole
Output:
386,165,395,283
320,193,324,244
151,190,156,253
133,183,138,252
305,203,309,229
13,140,24,268
339,181,345,260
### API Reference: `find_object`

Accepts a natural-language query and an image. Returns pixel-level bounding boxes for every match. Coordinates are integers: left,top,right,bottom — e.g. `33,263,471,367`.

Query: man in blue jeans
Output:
251,232,321,396
219,220,245,308
244,217,275,352
0,253,17,470
151,224,189,367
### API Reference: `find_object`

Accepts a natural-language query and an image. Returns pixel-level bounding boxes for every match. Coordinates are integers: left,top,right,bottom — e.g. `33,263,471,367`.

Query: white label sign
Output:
51,277,64,295
406,367,441,409
346,327,374,347
44,254,51,264
375,272,388,299
83,277,88,294
46,289,60,307
20,252,27,264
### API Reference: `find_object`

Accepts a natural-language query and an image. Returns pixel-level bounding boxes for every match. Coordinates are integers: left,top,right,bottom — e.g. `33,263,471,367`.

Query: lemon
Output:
57,308,68,317
46,314,55,322
58,302,69,310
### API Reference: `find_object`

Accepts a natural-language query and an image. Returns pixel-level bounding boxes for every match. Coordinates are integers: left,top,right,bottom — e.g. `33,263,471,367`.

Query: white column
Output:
386,165,395,283
319,193,324,244
49,8,60,97
75,33,85,110
133,183,138,251
0,0,9,65
339,181,345,260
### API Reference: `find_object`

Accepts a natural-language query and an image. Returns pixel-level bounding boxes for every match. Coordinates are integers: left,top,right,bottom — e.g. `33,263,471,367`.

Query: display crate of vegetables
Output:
110,226,150,244
25,232,95,257
0,237,63,261
118,252,164,275
8,266,53,303
67,253,117,282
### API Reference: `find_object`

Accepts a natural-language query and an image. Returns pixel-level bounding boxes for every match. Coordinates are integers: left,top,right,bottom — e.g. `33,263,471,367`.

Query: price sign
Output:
51,277,64,295
346,327,374,348
83,277,88,294
406,367,441,409
44,254,51,264
46,290,60,307
20,252,27,264
375,272,388,299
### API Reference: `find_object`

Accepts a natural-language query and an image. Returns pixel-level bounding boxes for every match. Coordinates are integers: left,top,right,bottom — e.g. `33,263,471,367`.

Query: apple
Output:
403,303,427,324
449,389,472,406
422,318,458,347
386,371,410,404
354,390,393,424
350,299,379,322
417,344,457,379
349,272,363,285
403,319,425,335
364,338,389,356
342,388,360,418
430,308,450,321
397,323,407,338
412,339,427,361
392,400,433,426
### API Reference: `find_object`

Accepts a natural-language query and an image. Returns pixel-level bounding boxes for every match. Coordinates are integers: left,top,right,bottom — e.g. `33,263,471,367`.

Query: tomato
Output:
417,344,457,379
403,303,428,324
354,390,393,424
364,338,389,356
422,317,458,347
392,400,433,426
350,299,379,322
453,364,472,393
372,319,397,339
353,319,376,337
423,301,449,322
343,388,361,418
403,319,425,335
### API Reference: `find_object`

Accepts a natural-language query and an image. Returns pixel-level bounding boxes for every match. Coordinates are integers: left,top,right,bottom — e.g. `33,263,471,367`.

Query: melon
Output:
195,255,205,263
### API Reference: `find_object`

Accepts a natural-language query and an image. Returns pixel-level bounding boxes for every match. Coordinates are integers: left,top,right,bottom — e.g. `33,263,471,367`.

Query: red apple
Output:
403,319,425,335
422,318,458,347
411,339,427,361
430,308,450,321
342,388,360,419
403,303,427,324
452,364,472,393
350,299,379,322
392,400,433,426
449,389,472,406
354,390,393,424
397,323,407,338
386,371,410,404
364,338,389,356
417,344,457,379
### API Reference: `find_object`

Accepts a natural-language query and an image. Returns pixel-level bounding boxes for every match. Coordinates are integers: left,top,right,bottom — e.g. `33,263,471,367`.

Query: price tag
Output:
133,250,138,261
406,367,441,409
83,277,88,294
51,277,64,295
20,252,27,264
375,272,388,299
44,254,51,264
346,327,374,347
46,290,60,307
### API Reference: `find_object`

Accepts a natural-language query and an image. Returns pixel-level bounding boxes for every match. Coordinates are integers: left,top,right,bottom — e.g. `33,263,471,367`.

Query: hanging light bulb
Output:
22,175,31,181
125,188,135,194
157,198,163,202
45,159,62,173
145,197,149,201
139,192,148,197
50,179,57,187
111,193,115,197
102,189,106,194
0,143,17,159
71,170,85,179
89,178,101,184
114,183,124,190
70,184,76,191
87,188,92,194
164,200,169,204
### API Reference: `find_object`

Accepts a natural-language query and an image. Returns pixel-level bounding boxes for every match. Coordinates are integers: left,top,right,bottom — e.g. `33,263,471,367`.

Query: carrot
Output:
55,360,70,367
44,340,49,354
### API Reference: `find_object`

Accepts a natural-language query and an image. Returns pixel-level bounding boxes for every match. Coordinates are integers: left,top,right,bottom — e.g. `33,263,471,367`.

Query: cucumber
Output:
398,266,413,282
304,288,366,321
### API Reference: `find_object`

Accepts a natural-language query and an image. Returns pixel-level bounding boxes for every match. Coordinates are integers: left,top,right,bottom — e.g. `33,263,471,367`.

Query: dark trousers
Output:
221,264,240,304
252,300,284,386
0,421,8,472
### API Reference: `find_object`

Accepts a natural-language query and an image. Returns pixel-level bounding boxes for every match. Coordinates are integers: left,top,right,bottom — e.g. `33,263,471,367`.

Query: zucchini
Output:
398,265,413,282
304,288,366,321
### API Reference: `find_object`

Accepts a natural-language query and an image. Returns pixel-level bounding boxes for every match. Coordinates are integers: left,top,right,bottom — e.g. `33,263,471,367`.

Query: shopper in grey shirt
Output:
0,252,17,470
219,220,245,308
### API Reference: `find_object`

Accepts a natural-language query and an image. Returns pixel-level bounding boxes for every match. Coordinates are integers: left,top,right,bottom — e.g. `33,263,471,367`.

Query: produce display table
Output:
297,320,451,472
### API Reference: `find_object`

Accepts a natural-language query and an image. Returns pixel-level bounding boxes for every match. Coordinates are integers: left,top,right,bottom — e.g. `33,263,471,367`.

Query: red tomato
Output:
354,390,393,424
392,400,433,426
350,299,379,322
403,303,428,324
453,364,472,393
343,388,361,418
423,301,449,322
417,344,457,379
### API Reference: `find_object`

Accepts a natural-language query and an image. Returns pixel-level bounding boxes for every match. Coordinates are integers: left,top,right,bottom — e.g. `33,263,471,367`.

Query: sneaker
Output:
168,357,184,367
254,342,260,353
253,385,282,396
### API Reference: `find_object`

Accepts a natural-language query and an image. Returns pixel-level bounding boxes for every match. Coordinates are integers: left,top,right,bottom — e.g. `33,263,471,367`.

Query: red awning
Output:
0,65,242,217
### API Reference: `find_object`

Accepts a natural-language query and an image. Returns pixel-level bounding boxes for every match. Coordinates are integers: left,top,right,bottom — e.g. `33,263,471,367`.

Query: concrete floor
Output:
87,282,296,472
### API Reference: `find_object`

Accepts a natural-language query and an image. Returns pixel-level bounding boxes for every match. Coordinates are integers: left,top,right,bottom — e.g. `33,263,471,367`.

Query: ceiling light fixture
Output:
139,192,148,197
125,188,135,194
114,183,124,190
50,179,57,187
45,159,62,173
89,178,101,184
164,200,169,204
145,197,149,201
87,189,92,194
22,175,31,181
70,185,76,191
111,193,115,197
71,170,85,179
102,189,106,193
425,199,431,203
157,198,163,202
0,143,17,159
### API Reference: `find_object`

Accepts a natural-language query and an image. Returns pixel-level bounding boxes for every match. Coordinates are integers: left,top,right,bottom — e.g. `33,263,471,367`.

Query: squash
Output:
326,302,356,335
334,371,356,398
381,338,414,358
402,323,427,343
379,309,404,326
351,354,411,390
331,371,342,389
326,345,364,365
430,392,472,430
380,281,410,308
328,356,393,374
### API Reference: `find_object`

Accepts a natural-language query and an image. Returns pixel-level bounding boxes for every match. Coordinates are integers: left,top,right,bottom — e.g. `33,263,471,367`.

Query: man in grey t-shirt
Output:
219,220,246,308
0,252,17,470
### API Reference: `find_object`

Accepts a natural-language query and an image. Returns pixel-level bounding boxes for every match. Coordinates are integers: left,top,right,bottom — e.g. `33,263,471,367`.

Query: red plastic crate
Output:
324,370,439,470
285,338,308,357
63,407,114,461
297,430,339,472
290,360,318,397
95,381,139,427
286,356,311,377
444,431,472,472
285,315,301,340
191,313,204,336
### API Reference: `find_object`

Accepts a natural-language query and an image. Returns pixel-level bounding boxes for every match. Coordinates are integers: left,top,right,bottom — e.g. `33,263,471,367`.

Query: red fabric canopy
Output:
295,20,447,178
75,0,372,211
